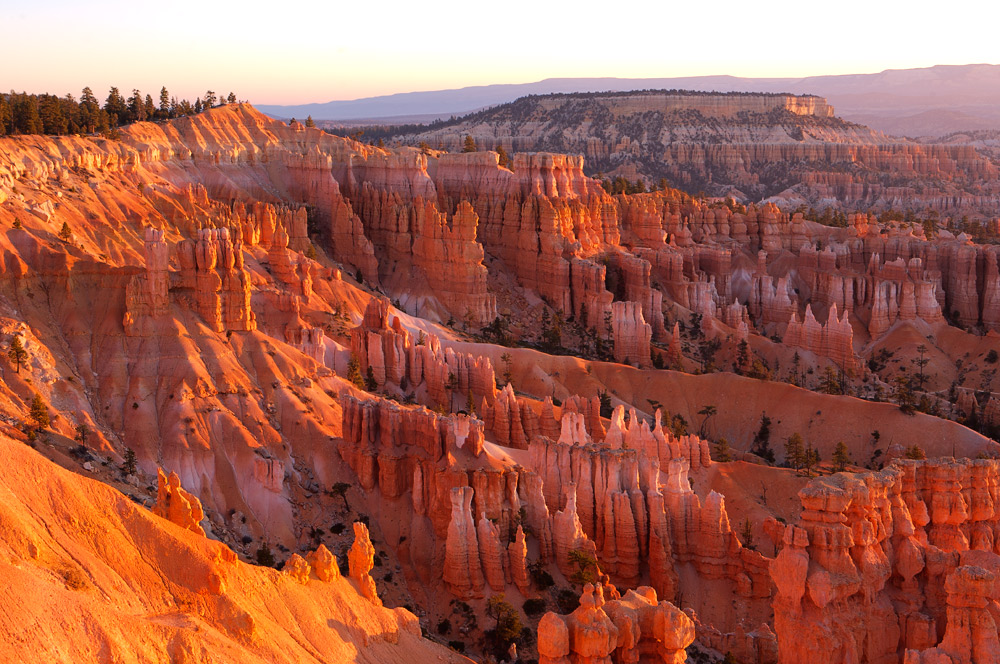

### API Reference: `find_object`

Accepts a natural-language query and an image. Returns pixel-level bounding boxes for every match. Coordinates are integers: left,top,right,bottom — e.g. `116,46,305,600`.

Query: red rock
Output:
562,395,607,442
508,526,531,594
283,553,311,584
349,521,380,605
123,227,170,335
539,584,694,664
350,297,497,407
771,460,1000,664
306,544,339,582
0,434,464,664
153,468,206,536
443,486,485,598
477,512,506,591
176,228,257,332
906,566,1000,664
783,303,859,372
552,484,599,579
354,187,496,325
667,322,682,364
611,301,651,367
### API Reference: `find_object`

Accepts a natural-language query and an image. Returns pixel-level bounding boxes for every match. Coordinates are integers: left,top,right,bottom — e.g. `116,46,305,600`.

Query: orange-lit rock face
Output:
349,521,380,606
0,436,464,664
538,584,694,664
772,459,1000,664
9,101,1000,664
153,468,206,536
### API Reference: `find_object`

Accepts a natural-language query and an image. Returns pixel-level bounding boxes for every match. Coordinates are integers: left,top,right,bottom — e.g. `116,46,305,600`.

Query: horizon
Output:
5,0,1000,105
5,62,998,109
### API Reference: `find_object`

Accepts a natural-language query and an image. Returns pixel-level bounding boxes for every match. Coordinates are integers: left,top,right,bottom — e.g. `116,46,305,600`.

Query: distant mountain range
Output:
256,64,1000,137
374,90,999,212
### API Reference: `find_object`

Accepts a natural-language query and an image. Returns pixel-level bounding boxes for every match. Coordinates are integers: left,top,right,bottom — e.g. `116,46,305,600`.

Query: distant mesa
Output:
257,63,1000,137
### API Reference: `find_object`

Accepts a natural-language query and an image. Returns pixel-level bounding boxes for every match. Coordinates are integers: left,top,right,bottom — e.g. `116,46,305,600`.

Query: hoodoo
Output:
3,83,1000,664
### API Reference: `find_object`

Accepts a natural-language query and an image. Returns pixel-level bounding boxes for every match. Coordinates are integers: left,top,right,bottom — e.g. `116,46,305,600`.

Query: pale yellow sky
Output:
3,0,997,104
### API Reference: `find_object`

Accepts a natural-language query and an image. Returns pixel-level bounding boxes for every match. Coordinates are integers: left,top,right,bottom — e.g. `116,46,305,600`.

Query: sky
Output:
3,0,998,105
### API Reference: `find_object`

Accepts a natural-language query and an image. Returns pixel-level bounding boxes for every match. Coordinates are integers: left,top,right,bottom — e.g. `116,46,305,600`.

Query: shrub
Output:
255,543,276,567
523,598,547,616
530,565,554,590
555,588,580,614
568,548,599,585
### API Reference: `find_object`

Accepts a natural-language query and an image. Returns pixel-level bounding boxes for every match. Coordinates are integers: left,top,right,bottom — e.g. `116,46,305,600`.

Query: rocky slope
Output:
3,103,1000,662
0,434,465,664
387,91,1000,216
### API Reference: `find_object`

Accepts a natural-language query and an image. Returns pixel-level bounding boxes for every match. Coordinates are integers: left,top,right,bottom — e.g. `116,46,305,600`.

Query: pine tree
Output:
305,115,315,128
598,390,613,418
445,372,459,411
697,404,717,438
127,89,146,123
904,444,927,460
104,87,127,126
714,437,732,462
803,444,820,477
79,87,103,132
121,447,137,475
159,87,170,118
739,518,756,551
330,482,351,510
227,92,237,104
501,352,513,385
0,95,11,136
735,339,749,373
11,93,43,133
203,91,217,108
462,135,477,152
913,344,930,390
833,441,851,471
893,376,916,414
346,354,365,389
37,94,68,134
485,594,524,646
8,336,27,373
784,433,805,470
58,221,72,242
29,393,49,429
495,144,511,169
820,366,841,394
751,413,775,463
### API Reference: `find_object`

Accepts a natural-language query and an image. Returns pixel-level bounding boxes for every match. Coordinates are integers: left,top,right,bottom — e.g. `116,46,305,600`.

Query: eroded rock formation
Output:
538,584,695,664
771,459,1000,664
349,521,380,605
153,468,206,536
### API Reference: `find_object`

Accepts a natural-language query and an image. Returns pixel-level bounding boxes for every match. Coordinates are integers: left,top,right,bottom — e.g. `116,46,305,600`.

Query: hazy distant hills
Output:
374,90,1000,212
257,64,1000,137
